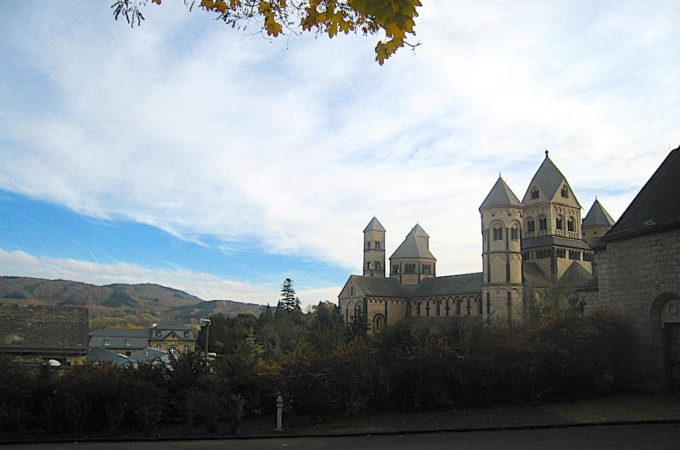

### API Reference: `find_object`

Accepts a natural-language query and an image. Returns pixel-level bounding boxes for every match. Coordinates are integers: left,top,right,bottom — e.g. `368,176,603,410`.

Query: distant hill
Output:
0,276,266,329
169,299,267,323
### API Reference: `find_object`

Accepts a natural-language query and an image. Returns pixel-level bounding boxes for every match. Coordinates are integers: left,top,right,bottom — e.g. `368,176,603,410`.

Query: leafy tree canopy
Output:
112,0,421,64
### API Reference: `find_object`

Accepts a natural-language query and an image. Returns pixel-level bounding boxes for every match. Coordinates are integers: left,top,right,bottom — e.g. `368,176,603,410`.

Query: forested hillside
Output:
0,276,265,329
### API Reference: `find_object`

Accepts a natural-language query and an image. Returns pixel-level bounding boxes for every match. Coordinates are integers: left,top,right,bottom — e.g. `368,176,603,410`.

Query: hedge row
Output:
0,314,631,439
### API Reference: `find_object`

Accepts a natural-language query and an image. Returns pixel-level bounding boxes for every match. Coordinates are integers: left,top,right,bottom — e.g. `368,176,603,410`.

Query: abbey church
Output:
339,145,680,392
338,151,616,332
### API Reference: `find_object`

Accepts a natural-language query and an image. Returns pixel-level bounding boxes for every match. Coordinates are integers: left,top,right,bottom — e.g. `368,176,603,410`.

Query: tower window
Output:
556,217,564,230
493,226,503,240
526,220,535,232
539,218,547,230
375,261,381,270
561,185,569,198
366,261,371,270
531,187,539,199
510,227,519,240
366,241,371,250
567,218,575,232
375,241,381,249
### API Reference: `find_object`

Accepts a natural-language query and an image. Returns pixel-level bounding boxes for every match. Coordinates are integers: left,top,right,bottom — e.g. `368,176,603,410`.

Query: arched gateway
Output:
658,294,680,393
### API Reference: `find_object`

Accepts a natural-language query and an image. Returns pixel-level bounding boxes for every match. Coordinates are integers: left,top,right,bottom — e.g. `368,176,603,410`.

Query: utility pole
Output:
199,318,211,362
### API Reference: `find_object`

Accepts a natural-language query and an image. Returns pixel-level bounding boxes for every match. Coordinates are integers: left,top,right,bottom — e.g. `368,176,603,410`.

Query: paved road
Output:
3,423,680,449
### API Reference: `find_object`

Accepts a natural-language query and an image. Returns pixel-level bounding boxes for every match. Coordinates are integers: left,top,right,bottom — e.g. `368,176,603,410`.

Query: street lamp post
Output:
199,318,211,362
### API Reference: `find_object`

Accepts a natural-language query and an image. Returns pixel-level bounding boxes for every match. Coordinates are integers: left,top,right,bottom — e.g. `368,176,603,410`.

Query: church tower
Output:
582,199,615,245
521,151,592,283
480,176,524,326
389,224,436,285
363,217,386,277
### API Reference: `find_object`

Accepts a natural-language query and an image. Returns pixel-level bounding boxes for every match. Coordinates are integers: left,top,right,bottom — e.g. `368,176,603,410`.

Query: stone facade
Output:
581,146,680,392
148,321,197,355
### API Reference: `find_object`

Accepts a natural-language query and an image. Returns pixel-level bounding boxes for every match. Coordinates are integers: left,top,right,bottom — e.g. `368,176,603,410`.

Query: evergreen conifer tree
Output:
279,278,302,314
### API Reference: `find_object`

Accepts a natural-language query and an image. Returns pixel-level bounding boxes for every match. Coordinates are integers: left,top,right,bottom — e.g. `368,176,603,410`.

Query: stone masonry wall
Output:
586,227,680,390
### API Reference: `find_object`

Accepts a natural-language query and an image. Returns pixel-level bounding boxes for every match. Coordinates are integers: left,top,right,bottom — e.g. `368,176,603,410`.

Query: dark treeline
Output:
0,296,632,439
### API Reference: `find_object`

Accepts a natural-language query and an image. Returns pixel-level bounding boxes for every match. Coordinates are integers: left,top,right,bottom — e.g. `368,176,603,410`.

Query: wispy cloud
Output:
0,1,678,290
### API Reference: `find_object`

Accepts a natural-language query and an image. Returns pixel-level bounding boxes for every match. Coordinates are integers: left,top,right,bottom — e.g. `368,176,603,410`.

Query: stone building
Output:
339,151,615,332
90,321,197,356
581,146,680,392
149,321,197,355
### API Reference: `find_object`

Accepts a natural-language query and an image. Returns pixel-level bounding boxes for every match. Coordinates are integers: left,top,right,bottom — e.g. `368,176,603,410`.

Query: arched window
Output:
538,216,547,230
561,185,569,198
526,218,535,232
366,241,371,249
556,216,564,230
373,314,385,331
493,226,504,240
366,261,371,270
375,261,381,270
511,226,519,240
567,217,575,232
531,187,539,199
374,240,381,249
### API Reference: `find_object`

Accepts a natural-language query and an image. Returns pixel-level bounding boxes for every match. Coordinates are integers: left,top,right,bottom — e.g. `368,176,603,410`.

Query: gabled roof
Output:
480,176,521,209
90,330,149,350
604,146,680,241
522,152,579,207
583,199,615,227
363,217,386,233
412,273,482,297
87,347,131,366
89,328,148,338
523,262,550,286
343,275,415,298
152,321,190,331
0,303,89,352
390,224,436,260
129,348,171,364
557,263,593,288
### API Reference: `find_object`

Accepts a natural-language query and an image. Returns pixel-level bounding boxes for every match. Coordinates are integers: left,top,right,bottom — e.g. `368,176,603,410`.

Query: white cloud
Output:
0,0,678,285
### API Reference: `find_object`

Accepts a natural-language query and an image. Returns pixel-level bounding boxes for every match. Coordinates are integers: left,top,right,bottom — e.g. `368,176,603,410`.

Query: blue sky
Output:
0,1,678,307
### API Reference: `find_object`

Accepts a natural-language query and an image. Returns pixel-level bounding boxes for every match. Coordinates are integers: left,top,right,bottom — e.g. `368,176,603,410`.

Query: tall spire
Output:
480,176,521,210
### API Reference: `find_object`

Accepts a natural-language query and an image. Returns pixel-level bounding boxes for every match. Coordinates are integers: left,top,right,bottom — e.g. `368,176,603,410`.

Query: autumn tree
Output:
112,0,421,64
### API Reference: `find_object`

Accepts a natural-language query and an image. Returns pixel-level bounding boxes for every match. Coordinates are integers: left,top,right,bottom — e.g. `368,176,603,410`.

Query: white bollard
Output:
275,395,284,432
